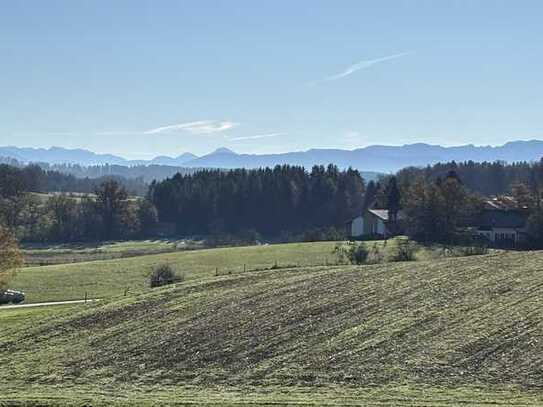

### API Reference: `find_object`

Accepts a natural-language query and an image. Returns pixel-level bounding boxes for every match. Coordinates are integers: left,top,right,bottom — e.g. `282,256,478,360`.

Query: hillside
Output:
12,242,340,303
3,250,543,405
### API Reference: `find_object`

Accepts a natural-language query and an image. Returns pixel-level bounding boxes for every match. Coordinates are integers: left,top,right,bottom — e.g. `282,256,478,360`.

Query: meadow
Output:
13,241,339,303
2,248,543,405
11,239,476,304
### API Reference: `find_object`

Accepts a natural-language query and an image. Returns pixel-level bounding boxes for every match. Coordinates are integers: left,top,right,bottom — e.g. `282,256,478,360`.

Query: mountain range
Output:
2,140,543,174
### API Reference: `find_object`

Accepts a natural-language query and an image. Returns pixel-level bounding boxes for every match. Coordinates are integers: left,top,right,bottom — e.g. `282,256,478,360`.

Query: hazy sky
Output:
2,1,543,158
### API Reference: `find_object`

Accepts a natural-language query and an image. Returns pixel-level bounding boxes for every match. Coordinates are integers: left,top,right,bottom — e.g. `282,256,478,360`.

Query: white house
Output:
475,208,528,246
347,209,404,239
349,215,365,237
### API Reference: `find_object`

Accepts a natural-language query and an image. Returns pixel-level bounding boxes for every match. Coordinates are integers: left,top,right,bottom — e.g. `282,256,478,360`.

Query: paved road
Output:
0,299,100,310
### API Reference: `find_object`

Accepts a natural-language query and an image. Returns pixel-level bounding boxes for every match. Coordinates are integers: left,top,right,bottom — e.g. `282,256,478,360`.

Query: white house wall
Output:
492,228,519,242
377,219,386,235
478,228,521,242
351,216,364,237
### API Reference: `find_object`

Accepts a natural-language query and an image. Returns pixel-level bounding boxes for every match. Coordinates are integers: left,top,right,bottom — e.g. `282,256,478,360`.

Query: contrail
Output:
310,52,411,85
144,120,238,135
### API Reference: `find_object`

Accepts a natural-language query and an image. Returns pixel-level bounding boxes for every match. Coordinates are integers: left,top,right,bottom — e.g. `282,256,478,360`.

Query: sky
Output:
1,0,543,159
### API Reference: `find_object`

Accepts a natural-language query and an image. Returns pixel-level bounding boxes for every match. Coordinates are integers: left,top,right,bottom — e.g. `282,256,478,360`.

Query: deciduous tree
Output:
95,180,129,240
0,227,23,291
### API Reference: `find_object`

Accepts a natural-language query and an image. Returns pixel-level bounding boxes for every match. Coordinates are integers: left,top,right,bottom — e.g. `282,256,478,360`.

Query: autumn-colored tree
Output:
0,227,23,291
404,172,480,243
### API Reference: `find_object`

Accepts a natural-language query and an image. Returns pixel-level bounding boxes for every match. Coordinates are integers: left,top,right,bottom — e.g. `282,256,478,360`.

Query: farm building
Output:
474,208,529,247
347,196,530,245
347,209,404,239
470,197,530,247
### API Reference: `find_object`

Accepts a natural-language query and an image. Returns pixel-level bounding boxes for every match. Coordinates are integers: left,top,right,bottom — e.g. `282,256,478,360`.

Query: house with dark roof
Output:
475,208,529,247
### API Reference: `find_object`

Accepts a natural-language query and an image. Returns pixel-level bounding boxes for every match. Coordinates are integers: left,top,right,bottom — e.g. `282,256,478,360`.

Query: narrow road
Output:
0,299,100,310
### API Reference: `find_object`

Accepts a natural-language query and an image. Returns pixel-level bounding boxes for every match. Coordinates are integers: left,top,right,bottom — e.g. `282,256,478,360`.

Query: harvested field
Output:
2,250,543,405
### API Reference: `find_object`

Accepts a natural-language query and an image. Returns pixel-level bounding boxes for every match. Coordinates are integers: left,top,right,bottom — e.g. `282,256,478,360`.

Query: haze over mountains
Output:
2,140,543,173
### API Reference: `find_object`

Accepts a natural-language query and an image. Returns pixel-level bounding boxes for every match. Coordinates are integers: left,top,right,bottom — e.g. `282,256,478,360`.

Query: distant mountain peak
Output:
210,147,236,155
176,152,198,160
148,152,198,166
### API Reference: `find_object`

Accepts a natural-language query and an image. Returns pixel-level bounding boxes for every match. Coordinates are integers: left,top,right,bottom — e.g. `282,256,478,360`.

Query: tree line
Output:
0,163,157,243
396,159,543,197
4,158,543,246
150,165,365,238
0,163,147,196
34,162,196,185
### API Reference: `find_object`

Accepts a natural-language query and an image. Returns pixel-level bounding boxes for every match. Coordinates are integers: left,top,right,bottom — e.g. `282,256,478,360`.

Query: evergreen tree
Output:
151,165,365,237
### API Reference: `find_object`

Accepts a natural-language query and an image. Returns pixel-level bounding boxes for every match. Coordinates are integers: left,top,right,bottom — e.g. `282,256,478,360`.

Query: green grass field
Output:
12,239,475,304
2,248,543,405
13,241,340,303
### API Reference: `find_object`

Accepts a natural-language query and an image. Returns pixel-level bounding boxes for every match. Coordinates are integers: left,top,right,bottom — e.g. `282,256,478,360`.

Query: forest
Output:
1,159,543,245
150,165,365,237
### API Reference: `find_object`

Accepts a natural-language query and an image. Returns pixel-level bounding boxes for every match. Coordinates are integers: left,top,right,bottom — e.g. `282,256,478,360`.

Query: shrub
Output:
333,242,350,264
367,243,385,264
389,239,417,262
350,243,370,264
333,242,369,265
149,264,183,288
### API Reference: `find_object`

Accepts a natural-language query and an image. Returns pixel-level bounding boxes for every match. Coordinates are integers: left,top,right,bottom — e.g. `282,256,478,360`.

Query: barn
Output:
347,209,404,239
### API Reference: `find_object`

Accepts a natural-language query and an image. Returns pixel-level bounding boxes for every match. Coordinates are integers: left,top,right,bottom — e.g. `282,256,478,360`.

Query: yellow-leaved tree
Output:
0,227,23,291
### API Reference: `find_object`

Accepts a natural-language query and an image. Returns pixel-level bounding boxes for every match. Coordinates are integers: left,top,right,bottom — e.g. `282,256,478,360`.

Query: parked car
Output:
0,289,25,305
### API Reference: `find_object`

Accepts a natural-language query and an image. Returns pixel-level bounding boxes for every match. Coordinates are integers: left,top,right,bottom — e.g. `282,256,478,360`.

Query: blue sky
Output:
2,0,543,158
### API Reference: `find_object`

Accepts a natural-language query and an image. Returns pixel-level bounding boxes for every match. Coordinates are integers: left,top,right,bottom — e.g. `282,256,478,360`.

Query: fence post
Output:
244,264,246,273
84,291,87,304
216,267,219,276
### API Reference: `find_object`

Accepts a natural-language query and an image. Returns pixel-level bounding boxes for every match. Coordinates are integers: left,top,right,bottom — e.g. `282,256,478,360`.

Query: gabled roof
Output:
484,196,528,210
368,209,405,222
368,209,390,221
